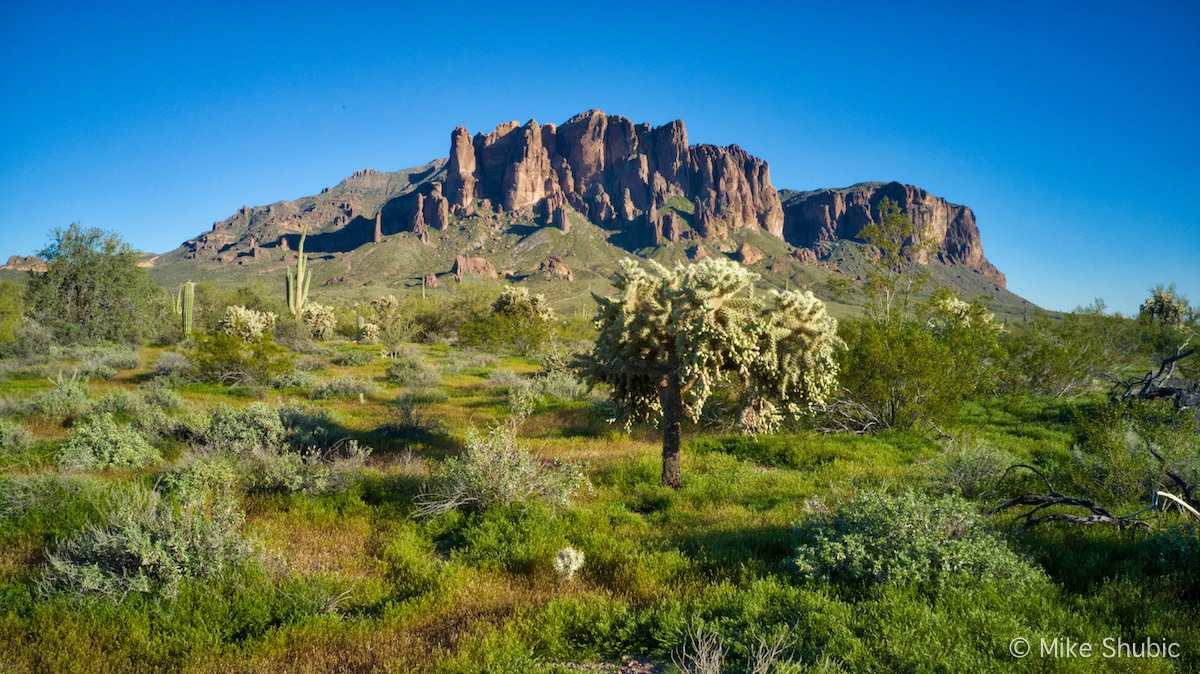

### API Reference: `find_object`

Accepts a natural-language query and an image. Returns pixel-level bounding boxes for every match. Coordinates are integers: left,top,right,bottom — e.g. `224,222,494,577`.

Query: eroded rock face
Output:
782,182,1005,286
737,243,764,266
538,255,574,281
451,255,498,282
3,255,47,271
442,109,784,238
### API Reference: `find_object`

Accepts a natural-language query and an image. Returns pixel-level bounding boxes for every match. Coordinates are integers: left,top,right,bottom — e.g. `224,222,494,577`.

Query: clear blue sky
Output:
2,1,1197,314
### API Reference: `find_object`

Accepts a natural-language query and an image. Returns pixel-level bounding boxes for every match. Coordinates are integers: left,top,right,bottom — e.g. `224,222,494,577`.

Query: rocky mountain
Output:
781,182,1005,286
147,109,1014,314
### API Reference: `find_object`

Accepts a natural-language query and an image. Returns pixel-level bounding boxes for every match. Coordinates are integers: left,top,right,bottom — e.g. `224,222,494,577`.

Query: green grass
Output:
0,344,1196,672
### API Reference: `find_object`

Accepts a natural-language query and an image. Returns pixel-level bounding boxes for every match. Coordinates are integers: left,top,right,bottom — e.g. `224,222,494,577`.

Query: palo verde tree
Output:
24,223,167,344
578,257,841,487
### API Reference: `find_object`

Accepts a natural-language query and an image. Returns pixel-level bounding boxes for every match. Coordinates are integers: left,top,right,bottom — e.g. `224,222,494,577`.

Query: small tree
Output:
578,257,841,487
24,224,167,344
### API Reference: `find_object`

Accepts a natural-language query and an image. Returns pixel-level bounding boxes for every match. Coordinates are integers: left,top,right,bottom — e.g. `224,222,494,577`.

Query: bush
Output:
791,490,1043,589
187,332,293,385
271,369,319,390
0,418,33,454
334,350,374,367
156,457,241,504
0,279,22,347
415,425,588,517
247,451,337,495
384,348,440,387
311,376,380,400
0,317,56,362
151,350,191,380
203,403,284,456
57,412,162,470
441,349,499,375
931,443,1016,499
460,313,554,356
42,486,252,602
24,371,91,420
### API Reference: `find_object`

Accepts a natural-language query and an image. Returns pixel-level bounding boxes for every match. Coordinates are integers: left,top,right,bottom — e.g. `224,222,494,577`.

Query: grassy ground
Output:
0,343,1196,673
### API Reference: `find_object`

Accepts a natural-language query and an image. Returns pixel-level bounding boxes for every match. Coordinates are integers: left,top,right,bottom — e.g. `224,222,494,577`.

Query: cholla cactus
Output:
553,546,585,581
217,305,277,341
930,291,997,332
493,286,555,322
577,257,841,486
301,302,337,340
357,321,380,344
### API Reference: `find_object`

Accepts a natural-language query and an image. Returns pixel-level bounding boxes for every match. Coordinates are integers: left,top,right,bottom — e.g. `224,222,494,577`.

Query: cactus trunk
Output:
286,227,310,320
181,281,195,335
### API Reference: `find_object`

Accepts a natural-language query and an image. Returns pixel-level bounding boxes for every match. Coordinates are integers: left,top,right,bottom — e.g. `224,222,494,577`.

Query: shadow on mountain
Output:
278,216,377,254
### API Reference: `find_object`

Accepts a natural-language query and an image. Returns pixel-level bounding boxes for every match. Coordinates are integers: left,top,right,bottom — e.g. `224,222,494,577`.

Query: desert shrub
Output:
247,451,338,495
203,403,284,456
0,279,22,347
24,372,91,420
384,348,440,387
486,369,525,390
140,384,185,410
459,313,554,356
271,369,318,390
156,457,240,503
151,350,191,380
187,332,293,384
276,403,343,451
42,486,252,602
93,389,151,418
529,369,588,401
301,302,337,341
311,376,379,400
415,425,588,517
57,412,162,470
441,349,499,375
0,317,56,362
791,490,1043,589
930,442,1016,499
216,305,276,341
0,418,33,454
334,350,374,367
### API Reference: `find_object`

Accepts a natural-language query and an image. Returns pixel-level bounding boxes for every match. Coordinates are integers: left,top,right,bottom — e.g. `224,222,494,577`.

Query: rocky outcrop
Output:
3,255,47,271
451,255,498,282
737,243,764,266
538,256,574,282
781,182,1005,286
793,247,818,265
424,273,440,288
443,109,784,238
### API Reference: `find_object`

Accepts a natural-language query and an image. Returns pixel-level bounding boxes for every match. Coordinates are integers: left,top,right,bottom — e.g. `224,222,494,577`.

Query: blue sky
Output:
1,1,1196,314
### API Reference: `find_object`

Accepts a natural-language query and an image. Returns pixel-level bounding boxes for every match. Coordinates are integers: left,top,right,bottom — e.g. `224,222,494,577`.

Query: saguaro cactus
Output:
180,281,195,335
285,227,311,320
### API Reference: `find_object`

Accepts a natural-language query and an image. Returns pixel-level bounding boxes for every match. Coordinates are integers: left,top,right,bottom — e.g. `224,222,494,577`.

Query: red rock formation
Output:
539,256,574,281
737,243,764,266
782,182,1005,286
442,110,784,238
451,255,498,282
424,273,440,288
793,247,818,265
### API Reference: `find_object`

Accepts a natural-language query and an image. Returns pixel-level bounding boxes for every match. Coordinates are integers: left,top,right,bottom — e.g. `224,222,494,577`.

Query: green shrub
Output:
187,332,293,385
791,490,1043,589
311,376,379,400
156,457,240,504
930,442,1016,499
247,451,337,495
460,313,554,355
0,279,22,346
384,348,440,387
151,351,191,379
0,317,56,362
57,413,161,470
140,384,185,410
271,369,319,390
42,486,252,602
415,425,588,517
0,418,33,454
441,349,499,375
24,371,91,420
203,403,284,456
333,350,374,366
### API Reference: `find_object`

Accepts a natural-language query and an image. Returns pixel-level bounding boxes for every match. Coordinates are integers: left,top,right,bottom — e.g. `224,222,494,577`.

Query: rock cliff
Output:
437,109,784,241
782,182,1005,286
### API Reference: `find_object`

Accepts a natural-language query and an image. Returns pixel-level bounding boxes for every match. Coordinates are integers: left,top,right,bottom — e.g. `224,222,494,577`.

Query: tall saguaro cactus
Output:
177,281,195,335
285,227,311,321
